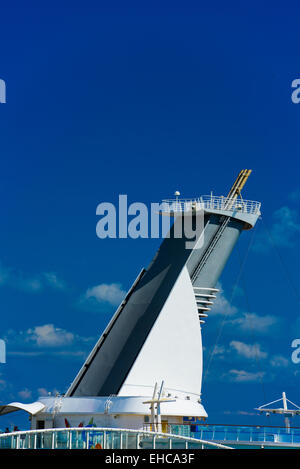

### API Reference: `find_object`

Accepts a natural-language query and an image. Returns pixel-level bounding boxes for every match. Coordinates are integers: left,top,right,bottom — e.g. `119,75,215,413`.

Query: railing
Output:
3,424,300,449
0,427,233,450
149,423,300,446
161,195,261,216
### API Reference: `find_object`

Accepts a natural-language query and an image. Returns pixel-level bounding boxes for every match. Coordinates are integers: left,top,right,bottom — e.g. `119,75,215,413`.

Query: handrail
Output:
161,195,261,216
174,422,300,430
0,426,233,450
161,422,300,445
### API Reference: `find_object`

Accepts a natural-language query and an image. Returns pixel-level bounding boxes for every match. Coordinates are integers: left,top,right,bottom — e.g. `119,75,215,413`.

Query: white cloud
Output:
18,388,32,400
228,369,265,382
0,263,10,285
230,340,267,359
84,282,126,308
19,277,43,292
42,272,66,290
26,324,74,347
254,206,300,252
37,387,60,397
292,317,300,336
230,312,279,334
270,354,289,368
4,324,95,361
0,261,66,293
7,351,45,357
37,387,51,397
237,410,257,416
213,345,226,356
208,285,280,337
288,188,300,202
271,206,300,246
223,410,257,416
209,285,238,317
0,378,6,391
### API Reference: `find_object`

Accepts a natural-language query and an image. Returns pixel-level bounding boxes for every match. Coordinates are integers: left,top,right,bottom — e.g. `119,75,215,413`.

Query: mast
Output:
255,392,300,431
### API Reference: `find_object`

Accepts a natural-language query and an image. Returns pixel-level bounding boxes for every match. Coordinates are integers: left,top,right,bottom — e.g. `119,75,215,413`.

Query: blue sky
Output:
1,1,300,430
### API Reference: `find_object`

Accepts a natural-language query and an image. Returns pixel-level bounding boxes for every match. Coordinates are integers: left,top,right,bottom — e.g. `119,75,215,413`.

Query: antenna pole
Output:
225,169,252,209
255,391,300,432
282,392,291,431
282,392,288,411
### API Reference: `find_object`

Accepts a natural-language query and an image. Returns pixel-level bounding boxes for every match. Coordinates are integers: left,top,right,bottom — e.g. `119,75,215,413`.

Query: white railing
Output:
0,427,233,450
161,195,261,216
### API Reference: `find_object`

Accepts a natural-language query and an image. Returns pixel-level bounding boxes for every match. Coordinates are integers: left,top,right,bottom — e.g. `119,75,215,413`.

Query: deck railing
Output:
161,195,261,215
2,424,300,449
149,423,300,446
0,427,232,450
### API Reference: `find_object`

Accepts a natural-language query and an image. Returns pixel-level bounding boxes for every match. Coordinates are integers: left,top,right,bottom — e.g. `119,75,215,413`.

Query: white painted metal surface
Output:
118,266,204,408
37,394,206,417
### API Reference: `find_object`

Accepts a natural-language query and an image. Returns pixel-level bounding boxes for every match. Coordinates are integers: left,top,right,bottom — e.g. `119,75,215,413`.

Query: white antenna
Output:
174,191,181,214
255,392,300,431
174,191,180,208
143,381,175,432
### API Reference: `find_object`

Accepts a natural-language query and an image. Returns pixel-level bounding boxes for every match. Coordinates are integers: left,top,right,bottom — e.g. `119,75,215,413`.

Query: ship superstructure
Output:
0,170,263,447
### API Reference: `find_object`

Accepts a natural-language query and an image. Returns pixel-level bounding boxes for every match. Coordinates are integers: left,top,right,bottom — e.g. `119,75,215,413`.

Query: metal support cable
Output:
261,218,300,306
236,246,269,411
203,224,258,384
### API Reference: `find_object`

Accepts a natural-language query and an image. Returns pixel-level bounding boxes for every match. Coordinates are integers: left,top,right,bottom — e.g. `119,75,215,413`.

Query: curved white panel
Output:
0,401,45,416
118,266,202,401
